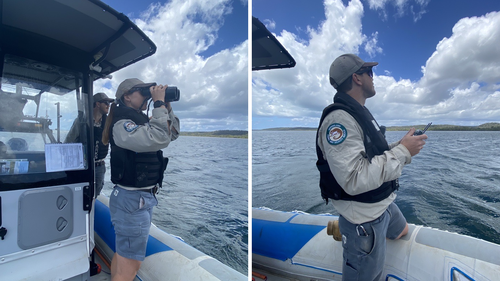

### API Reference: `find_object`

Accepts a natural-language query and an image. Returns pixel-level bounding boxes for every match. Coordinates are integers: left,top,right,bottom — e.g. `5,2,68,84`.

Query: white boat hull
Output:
252,207,500,281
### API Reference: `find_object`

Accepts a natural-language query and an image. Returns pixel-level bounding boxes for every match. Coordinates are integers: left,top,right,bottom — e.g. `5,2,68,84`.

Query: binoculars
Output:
139,86,180,102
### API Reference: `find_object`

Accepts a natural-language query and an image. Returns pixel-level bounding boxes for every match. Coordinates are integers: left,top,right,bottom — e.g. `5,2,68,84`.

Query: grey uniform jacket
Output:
112,107,179,153
317,109,411,224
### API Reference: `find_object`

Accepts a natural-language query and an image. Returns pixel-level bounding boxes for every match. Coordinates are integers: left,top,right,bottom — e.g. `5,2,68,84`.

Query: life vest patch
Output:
124,121,139,132
326,123,347,145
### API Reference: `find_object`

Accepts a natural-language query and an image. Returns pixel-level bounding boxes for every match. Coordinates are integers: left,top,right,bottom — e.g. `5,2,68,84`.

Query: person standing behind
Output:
65,92,115,276
316,54,427,281
93,92,114,195
101,78,179,281
65,92,114,196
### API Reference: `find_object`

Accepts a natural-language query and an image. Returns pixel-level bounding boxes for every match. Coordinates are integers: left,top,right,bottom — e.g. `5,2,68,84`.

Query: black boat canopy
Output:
252,16,295,71
0,0,157,90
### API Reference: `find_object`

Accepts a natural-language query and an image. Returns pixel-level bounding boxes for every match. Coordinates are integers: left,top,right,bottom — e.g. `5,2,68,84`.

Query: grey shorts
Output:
338,202,407,281
109,186,158,261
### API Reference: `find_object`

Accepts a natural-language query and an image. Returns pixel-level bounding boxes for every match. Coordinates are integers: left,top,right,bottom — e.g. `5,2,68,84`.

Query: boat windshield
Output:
0,54,89,175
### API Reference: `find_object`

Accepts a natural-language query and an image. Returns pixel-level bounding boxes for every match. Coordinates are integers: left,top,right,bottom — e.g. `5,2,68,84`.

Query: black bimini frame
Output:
0,0,157,191
252,16,296,71
0,0,157,84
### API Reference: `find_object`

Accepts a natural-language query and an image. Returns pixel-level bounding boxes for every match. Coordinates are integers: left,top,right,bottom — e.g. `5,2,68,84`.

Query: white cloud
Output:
262,19,276,30
94,0,248,131
418,11,500,103
365,32,383,57
253,0,500,127
253,0,366,119
366,0,430,22
367,10,500,128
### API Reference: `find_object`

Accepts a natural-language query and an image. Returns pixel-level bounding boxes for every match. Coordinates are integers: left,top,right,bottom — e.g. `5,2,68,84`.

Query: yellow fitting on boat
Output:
327,220,342,241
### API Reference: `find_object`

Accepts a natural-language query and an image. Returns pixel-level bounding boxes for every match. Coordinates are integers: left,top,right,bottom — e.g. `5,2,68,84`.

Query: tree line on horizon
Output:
181,130,248,138
258,122,500,131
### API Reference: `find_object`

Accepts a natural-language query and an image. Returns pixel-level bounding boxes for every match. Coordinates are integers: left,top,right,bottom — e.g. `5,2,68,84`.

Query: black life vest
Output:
94,114,109,160
110,105,168,188
316,92,399,204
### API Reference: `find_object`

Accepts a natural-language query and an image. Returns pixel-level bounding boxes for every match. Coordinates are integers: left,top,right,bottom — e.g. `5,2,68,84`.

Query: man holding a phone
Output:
316,54,428,281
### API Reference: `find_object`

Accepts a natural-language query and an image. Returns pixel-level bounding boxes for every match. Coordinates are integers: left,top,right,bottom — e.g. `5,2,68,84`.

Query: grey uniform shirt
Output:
318,109,411,224
112,107,180,153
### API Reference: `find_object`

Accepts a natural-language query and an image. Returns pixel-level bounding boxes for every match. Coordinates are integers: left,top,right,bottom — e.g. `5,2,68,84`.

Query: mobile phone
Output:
414,122,432,136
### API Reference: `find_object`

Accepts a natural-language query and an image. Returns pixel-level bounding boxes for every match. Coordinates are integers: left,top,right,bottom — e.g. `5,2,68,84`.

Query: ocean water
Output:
101,136,248,274
252,130,500,245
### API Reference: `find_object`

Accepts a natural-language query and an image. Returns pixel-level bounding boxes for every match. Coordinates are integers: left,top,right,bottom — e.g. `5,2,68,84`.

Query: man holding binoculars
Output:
101,78,180,281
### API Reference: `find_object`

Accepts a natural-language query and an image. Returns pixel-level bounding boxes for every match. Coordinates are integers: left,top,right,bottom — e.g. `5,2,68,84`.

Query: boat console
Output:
0,0,155,279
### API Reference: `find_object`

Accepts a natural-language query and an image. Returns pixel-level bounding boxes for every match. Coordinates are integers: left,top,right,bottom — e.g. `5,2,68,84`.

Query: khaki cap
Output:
329,54,378,89
115,78,156,100
93,92,114,103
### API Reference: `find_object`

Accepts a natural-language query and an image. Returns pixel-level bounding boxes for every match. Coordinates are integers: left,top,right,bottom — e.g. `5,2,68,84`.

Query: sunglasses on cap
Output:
355,67,373,78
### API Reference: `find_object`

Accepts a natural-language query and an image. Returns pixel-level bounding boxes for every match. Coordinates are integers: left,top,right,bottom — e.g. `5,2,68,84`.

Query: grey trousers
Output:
338,202,407,281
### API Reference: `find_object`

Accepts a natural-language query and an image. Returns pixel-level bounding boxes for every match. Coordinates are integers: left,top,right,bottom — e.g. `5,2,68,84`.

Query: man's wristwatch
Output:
154,100,166,108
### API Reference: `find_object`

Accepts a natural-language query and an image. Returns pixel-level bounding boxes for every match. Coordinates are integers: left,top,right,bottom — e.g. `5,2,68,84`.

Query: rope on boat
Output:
94,247,112,270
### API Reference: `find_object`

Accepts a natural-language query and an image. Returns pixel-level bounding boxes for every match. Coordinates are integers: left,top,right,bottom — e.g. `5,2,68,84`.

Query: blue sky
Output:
103,0,248,58
95,0,248,132
252,0,500,129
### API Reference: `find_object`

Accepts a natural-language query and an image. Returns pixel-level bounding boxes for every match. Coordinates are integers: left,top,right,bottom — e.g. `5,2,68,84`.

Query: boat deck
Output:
252,268,296,281
88,247,141,281
89,249,111,281
253,267,343,281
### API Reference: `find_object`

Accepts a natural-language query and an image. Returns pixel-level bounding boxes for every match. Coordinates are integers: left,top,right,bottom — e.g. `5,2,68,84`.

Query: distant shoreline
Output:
181,130,248,139
255,122,500,132
179,123,500,138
